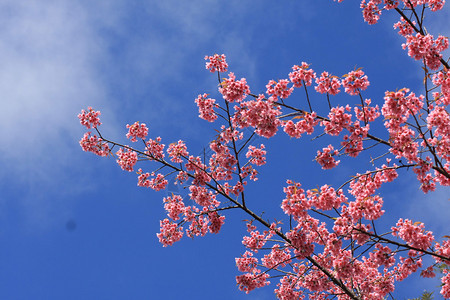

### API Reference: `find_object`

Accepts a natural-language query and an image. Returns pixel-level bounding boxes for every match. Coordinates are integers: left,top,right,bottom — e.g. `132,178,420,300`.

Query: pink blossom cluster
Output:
283,112,319,138
126,121,148,142
404,0,445,10
261,244,291,269
402,33,448,70
208,211,225,233
442,271,450,298
246,144,266,166
219,72,250,102
137,170,168,191
204,54,228,73
79,132,110,156
347,166,399,221
322,105,352,136
242,227,273,252
413,159,436,193
341,121,369,157
157,219,183,247
393,18,415,37
233,95,281,138
341,69,370,95
208,140,237,181
161,190,225,240
368,244,395,269
354,99,380,122
281,180,311,221
185,155,211,186
167,140,189,163
116,148,138,172
163,194,185,221
391,219,435,250
289,62,316,87
145,137,165,160
360,0,382,24
236,271,270,294
78,107,101,129
433,70,450,98
315,144,340,169
308,185,347,210
314,71,341,95
194,93,218,122
266,79,294,100
189,185,218,207
427,105,450,138
274,275,304,300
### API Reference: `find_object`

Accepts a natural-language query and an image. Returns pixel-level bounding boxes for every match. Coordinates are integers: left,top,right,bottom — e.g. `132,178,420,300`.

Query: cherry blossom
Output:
78,107,101,129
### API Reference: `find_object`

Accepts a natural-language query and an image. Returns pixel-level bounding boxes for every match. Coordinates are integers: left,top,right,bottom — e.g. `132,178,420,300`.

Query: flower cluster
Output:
126,121,148,142
283,112,319,138
402,33,448,70
266,79,294,100
392,219,435,250
315,71,341,95
315,144,340,169
116,148,138,172
145,137,165,160
167,140,189,163
289,62,316,87
219,72,250,102
246,144,267,166
233,95,281,138
195,93,218,122
342,69,370,95
79,132,110,156
205,54,228,73
78,107,101,129
137,171,168,191
157,219,183,247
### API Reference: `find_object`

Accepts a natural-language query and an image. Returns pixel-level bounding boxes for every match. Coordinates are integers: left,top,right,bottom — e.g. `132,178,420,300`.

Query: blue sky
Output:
0,1,449,299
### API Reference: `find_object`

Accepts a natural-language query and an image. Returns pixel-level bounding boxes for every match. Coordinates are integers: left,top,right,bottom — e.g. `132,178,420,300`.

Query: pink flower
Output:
393,17,415,37
246,144,267,166
402,33,448,70
283,112,319,138
145,137,165,160
78,107,101,129
314,71,341,95
163,194,185,221
391,218,434,250
116,148,138,172
289,62,316,87
236,271,270,294
194,93,218,122
315,145,340,169
126,121,148,142
341,69,370,95
137,170,168,191
189,185,217,207
208,211,225,233
427,105,450,138
157,218,183,247
204,54,228,73
322,105,352,136
167,140,189,163
236,251,258,272
79,132,110,156
219,72,250,103
266,79,294,100
233,95,281,138
360,0,382,25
